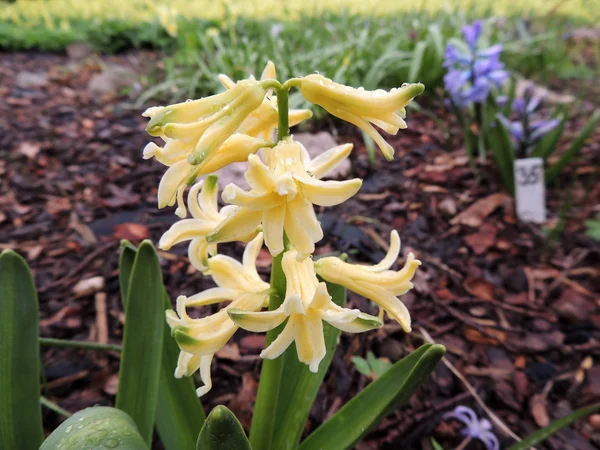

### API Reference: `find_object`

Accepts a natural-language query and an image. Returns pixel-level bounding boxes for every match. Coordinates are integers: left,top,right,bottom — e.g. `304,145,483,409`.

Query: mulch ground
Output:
1,51,599,450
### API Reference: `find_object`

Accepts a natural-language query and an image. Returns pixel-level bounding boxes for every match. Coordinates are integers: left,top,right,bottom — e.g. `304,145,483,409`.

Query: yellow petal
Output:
174,351,201,378
287,193,323,242
159,219,216,250
365,230,400,272
188,237,211,271
222,185,284,210
242,232,264,278
260,315,298,360
260,60,276,80
195,355,214,397
284,207,316,261
207,255,252,291
289,109,313,128
330,106,395,161
299,176,362,207
208,207,261,244
306,143,353,179
324,311,382,333
184,287,239,307
293,315,315,366
228,307,287,332
305,310,326,373
197,175,220,220
157,159,193,208
246,154,277,192
349,280,412,332
262,206,286,256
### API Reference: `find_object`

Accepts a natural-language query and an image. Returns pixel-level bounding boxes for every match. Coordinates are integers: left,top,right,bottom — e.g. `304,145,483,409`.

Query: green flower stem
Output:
39,337,122,353
276,86,290,141
40,396,72,418
249,246,287,450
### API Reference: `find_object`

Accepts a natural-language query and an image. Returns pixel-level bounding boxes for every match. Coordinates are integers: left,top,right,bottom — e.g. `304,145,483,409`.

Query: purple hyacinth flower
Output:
498,114,525,142
462,20,483,49
444,406,500,450
530,118,560,142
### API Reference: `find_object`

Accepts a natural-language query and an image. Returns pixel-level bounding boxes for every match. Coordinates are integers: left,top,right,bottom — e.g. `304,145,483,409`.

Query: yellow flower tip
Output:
221,184,238,204
142,106,165,119
261,60,277,81
143,142,161,160
382,143,395,161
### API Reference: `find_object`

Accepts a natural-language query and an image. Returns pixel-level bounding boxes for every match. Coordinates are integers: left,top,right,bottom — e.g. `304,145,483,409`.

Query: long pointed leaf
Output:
196,406,251,450
271,282,346,450
118,242,205,450
507,403,600,450
546,110,599,183
40,406,148,450
116,240,165,444
487,114,516,195
0,250,44,450
531,113,567,160
298,344,445,450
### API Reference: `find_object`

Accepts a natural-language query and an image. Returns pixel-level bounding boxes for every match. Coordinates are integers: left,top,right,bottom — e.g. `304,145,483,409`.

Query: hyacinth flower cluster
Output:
143,61,424,396
443,20,509,107
444,406,499,450
497,87,560,158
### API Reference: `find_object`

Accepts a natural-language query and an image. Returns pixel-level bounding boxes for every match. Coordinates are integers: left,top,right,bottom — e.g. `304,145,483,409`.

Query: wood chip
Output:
451,193,507,227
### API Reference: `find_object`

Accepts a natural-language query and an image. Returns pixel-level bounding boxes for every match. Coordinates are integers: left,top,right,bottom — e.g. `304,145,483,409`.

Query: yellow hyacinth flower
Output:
207,138,361,260
147,133,272,209
218,61,313,140
142,78,267,205
228,249,381,372
166,233,270,396
314,230,420,332
159,175,256,271
299,74,424,161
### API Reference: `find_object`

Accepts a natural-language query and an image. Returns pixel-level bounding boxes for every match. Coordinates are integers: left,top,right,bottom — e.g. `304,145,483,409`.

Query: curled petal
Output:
262,206,286,256
366,230,401,272
299,176,362,207
174,351,201,378
306,143,353,179
159,219,217,250
228,307,287,332
195,355,214,397
260,315,299,360
207,207,262,244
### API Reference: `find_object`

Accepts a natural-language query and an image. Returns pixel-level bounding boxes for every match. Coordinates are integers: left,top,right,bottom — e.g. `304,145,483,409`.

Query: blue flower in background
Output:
443,20,509,107
444,405,499,450
498,87,561,156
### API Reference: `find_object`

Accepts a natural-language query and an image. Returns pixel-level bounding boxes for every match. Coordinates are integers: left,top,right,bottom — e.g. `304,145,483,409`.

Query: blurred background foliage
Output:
1,0,598,105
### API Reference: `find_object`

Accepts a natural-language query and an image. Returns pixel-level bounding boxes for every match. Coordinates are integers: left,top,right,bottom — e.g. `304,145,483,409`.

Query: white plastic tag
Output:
514,157,546,224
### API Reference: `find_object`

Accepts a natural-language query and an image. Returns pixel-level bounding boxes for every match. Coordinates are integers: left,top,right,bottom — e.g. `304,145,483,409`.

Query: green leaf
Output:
248,250,286,450
531,114,567,160
546,110,600,183
298,344,445,450
431,437,444,450
118,240,138,306
156,289,206,450
116,241,165,444
507,403,600,450
0,250,44,450
40,406,148,450
351,356,372,377
118,242,205,450
270,282,346,450
487,114,515,195
408,41,427,82
196,406,251,450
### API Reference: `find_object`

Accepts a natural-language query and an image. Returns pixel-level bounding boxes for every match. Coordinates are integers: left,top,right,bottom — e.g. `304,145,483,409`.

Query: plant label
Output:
514,157,546,224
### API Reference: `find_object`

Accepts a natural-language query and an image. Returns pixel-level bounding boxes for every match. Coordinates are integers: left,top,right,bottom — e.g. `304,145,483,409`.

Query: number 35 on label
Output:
514,157,546,224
